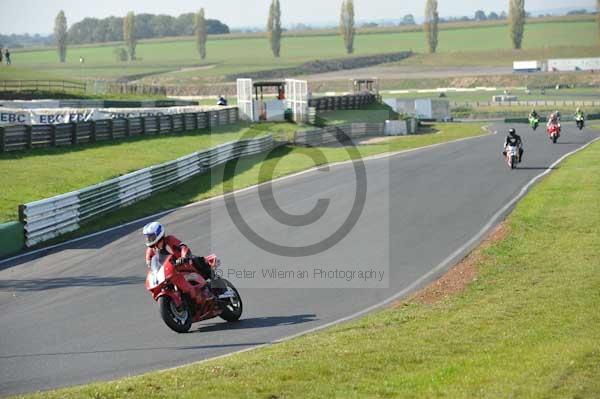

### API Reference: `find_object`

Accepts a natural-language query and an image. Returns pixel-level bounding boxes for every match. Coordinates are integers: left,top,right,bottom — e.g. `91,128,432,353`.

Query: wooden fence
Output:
0,80,86,93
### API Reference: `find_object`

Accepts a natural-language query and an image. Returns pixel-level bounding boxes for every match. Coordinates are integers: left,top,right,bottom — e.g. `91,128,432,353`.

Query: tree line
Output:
268,0,535,57
66,13,229,45
51,1,598,63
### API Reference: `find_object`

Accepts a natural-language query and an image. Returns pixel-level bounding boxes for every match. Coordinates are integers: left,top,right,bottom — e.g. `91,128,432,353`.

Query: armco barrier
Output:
0,222,25,258
19,135,274,247
0,107,238,153
294,120,417,146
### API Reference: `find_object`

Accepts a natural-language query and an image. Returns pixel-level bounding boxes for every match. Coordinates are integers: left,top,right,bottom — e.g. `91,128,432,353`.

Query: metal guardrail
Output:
18,135,274,247
452,100,600,108
0,99,197,108
505,113,600,124
294,121,417,146
0,80,86,93
0,108,239,153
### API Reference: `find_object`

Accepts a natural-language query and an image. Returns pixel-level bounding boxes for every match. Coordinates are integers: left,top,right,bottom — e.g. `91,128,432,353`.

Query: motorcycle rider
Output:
575,107,585,120
503,128,524,163
529,109,539,120
547,111,560,127
217,95,228,106
143,222,212,280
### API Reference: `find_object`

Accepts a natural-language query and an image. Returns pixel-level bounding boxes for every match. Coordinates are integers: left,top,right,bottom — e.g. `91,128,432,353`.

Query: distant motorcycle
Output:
547,124,561,144
505,145,519,169
529,116,539,131
575,115,585,130
146,253,242,333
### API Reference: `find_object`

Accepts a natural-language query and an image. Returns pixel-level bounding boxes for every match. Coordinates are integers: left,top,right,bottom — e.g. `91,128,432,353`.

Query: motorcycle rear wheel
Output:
159,296,192,333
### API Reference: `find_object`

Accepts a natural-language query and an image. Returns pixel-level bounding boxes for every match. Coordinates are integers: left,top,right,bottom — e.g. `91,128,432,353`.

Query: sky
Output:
0,0,595,35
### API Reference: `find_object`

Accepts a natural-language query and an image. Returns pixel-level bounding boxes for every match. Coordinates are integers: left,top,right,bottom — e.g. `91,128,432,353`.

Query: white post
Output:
236,79,254,121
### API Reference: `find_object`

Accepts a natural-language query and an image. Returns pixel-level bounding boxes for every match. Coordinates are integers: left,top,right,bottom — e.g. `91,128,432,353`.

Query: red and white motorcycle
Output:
145,253,242,333
505,144,519,169
547,123,561,144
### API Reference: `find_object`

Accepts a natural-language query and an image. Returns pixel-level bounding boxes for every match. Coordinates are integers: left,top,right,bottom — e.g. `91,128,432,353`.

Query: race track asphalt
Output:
1,123,597,396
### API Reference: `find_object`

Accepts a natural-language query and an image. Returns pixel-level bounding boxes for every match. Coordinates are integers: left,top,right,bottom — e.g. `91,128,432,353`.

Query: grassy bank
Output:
14,128,600,399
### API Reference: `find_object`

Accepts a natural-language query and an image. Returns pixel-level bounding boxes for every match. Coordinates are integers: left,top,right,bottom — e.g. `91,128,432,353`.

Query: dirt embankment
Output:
224,51,413,81
308,71,600,93
396,222,510,306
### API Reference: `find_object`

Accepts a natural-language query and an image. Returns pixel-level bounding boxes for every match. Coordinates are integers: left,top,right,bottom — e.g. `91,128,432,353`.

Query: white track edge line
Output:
0,126,496,265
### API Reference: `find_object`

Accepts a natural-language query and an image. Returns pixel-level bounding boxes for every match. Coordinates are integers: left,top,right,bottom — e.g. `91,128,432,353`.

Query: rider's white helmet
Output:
143,222,165,247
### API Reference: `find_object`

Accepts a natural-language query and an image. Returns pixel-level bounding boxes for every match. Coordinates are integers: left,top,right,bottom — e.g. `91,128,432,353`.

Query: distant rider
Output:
143,222,212,280
503,128,524,163
547,111,560,127
217,95,228,106
575,107,585,120
529,109,539,120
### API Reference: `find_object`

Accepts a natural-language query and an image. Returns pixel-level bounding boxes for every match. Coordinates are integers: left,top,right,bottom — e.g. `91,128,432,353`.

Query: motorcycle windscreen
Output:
150,253,169,285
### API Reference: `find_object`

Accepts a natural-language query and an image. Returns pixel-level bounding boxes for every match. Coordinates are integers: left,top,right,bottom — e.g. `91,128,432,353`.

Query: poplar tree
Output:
340,0,355,54
267,0,282,57
598,0,600,41
424,0,439,53
195,8,207,59
123,11,137,61
509,0,526,49
54,10,68,63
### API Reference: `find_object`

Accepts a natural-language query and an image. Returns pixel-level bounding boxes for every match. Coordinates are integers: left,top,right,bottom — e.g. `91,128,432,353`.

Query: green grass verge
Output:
0,122,300,223
13,130,600,399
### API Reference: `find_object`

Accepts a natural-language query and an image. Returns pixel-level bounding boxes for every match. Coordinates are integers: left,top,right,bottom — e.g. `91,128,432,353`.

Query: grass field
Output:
3,20,596,82
14,131,600,399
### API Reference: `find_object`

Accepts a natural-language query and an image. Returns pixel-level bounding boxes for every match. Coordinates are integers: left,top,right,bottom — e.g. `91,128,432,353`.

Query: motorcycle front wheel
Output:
218,279,243,322
159,296,192,333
